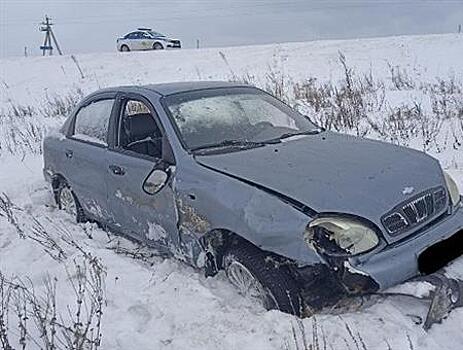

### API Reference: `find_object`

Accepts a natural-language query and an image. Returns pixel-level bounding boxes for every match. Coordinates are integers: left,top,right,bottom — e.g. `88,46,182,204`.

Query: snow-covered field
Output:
1,34,462,349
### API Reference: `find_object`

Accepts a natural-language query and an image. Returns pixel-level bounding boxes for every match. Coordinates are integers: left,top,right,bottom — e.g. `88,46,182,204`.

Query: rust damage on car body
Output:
176,198,211,235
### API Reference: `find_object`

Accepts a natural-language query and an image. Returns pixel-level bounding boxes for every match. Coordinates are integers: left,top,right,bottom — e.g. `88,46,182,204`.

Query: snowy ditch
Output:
1,34,463,349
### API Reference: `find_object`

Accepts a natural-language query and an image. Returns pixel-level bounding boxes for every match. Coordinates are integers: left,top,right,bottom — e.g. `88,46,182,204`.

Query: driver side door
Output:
106,95,178,250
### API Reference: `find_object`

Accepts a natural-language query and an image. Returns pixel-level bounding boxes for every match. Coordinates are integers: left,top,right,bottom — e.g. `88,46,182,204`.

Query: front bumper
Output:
166,40,181,49
294,201,463,309
349,202,463,290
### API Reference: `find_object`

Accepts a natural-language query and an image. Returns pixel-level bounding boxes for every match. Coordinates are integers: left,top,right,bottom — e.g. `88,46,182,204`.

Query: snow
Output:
387,281,436,299
1,34,463,349
147,222,168,241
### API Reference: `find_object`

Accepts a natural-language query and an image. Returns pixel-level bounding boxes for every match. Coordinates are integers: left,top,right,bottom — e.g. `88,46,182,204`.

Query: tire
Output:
120,45,130,52
56,182,86,223
153,42,164,50
223,241,303,316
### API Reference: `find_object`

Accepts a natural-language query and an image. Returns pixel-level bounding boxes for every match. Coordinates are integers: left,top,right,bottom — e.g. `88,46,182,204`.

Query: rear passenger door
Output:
130,32,146,50
62,95,115,223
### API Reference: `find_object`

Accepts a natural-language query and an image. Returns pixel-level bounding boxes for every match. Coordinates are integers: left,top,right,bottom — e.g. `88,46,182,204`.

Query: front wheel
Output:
153,42,164,50
120,45,130,52
223,242,303,316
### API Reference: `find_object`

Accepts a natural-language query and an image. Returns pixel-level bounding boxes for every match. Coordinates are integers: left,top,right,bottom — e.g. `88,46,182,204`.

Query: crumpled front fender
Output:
175,161,324,266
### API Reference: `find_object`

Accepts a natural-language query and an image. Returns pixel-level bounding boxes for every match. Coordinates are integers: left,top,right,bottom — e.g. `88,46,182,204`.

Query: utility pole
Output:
39,15,63,56
459,24,462,34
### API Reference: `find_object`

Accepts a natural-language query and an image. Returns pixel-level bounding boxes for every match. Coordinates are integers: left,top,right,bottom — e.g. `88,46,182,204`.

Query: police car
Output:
116,28,181,52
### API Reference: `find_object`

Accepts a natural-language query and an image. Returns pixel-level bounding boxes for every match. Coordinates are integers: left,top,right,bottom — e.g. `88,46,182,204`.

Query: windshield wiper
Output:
191,139,266,153
191,129,323,153
264,129,323,143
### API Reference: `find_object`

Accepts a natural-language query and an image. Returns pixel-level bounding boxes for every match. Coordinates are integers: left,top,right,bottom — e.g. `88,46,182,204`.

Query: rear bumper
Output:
349,202,463,290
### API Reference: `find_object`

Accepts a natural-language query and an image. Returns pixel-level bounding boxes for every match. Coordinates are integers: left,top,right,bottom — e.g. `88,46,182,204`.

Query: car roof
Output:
90,81,253,98
143,81,251,95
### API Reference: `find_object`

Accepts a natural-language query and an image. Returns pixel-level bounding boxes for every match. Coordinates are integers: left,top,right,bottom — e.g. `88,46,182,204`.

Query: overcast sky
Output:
1,0,463,58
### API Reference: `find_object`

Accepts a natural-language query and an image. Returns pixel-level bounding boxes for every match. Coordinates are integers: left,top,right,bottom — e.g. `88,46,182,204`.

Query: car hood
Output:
195,132,445,233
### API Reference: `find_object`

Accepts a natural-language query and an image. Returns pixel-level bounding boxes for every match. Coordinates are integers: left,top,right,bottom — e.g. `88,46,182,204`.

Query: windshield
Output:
163,87,319,152
148,31,165,37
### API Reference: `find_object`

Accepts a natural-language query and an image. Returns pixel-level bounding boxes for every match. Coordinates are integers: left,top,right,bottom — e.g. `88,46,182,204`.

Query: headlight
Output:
444,171,461,207
304,217,380,257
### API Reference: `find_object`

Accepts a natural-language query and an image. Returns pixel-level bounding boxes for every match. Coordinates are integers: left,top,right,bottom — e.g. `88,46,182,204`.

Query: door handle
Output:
65,149,73,158
109,164,126,176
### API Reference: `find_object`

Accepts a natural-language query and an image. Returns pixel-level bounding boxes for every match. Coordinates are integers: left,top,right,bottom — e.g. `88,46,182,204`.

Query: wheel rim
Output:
225,258,270,308
60,187,77,217
121,46,129,52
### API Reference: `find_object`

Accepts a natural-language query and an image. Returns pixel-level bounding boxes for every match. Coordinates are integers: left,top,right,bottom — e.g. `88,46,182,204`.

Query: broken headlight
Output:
304,217,380,257
444,171,461,207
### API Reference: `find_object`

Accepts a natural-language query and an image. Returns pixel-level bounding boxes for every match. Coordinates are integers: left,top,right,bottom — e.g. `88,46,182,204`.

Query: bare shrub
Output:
292,52,385,136
40,88,84,118
284,317,326,350
0,89,82,157
0,193,25,238
262,64,292,104
419,105,444,152
60,257,106,350
388,63,415,90
0,193,67,260
284,318,416,350
2,54,462,158
0,111,48,157
229,53,461,154
0,274,14,350
1,194,107,349
0,257,106,350
369,103,422,147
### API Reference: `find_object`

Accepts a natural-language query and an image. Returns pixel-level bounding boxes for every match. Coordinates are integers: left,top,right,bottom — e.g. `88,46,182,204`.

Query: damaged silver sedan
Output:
43,82,463,328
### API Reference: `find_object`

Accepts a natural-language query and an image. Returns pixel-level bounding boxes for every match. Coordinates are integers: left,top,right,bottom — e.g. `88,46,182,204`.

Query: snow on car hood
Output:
195,132,445,230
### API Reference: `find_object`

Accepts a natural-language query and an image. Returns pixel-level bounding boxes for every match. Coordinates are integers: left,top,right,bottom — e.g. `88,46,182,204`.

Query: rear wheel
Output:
223,241,303,316
57,183,86,223
120,45,130,52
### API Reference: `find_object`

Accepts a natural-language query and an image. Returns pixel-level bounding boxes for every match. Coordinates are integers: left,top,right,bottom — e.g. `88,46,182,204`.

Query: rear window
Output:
73,99,114,145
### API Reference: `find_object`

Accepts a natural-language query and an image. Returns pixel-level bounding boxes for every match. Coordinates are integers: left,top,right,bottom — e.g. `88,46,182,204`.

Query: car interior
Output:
119,100,162,158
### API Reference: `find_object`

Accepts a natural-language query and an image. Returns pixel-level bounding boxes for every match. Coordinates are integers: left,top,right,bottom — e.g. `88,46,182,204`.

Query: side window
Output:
73,99,114,146
119,99,162,158
125,32,138,39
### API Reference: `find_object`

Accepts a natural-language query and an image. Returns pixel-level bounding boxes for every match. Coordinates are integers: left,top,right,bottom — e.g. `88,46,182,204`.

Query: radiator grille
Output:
382,187,448,236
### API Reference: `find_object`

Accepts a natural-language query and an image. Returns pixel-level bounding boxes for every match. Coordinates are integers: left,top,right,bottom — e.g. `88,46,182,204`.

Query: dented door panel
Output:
106,150,178,247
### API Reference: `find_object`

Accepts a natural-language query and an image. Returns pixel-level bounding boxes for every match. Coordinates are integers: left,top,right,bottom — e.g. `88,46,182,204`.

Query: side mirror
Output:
143,169,168,195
